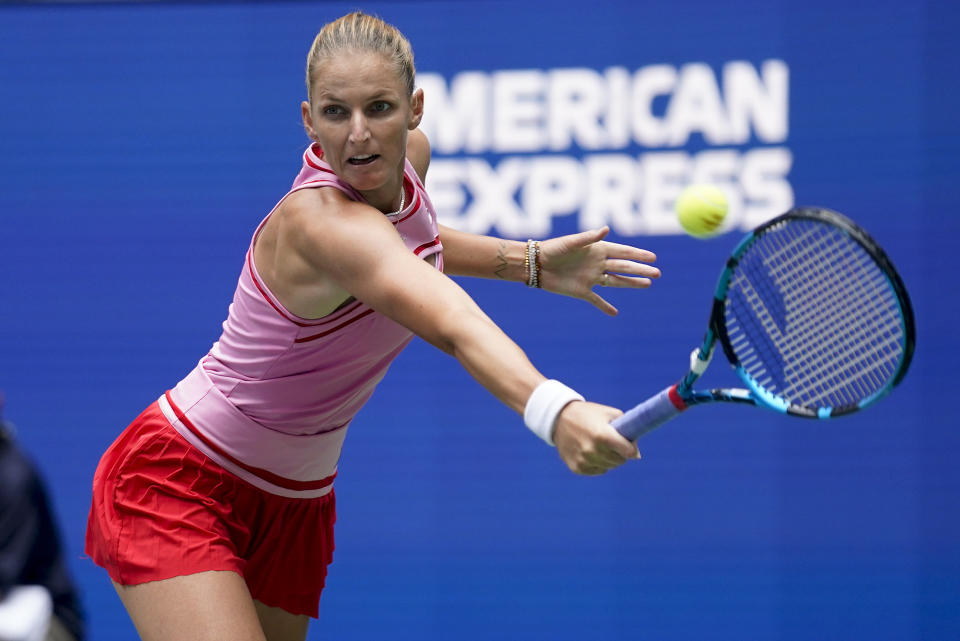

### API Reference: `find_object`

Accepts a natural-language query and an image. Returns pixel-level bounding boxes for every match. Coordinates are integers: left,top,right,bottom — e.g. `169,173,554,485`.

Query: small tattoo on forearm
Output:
494,241,509,279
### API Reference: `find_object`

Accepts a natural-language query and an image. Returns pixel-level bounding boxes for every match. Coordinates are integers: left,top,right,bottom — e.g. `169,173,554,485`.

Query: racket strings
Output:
751,230,901,407
764,228,902,401
726,220,905,410
753,225,903,406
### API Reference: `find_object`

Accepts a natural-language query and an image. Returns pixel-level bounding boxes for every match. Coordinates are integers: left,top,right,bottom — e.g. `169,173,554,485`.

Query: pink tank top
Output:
160,144,443,498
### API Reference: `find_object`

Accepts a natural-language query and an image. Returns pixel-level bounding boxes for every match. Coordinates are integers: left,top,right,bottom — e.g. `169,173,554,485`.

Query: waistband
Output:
163,365,347,498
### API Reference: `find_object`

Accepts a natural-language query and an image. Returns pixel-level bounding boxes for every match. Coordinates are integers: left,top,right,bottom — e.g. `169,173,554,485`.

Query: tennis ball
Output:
675,184,728,238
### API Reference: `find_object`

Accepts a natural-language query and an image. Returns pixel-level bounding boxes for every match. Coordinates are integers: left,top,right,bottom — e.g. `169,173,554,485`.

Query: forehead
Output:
311,50,404,100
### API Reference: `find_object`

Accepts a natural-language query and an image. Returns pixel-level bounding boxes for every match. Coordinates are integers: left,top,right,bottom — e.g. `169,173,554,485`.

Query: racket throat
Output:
689,346,715,375
667,384,689,411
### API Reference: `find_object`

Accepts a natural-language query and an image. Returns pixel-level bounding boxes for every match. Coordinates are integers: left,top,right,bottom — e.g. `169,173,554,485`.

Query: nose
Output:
348,112,370,144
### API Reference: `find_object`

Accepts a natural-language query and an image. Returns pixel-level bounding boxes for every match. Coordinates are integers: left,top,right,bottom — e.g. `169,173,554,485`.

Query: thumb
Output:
566,226,610,249
602,409,641,459
606,424,642,460
587,291,618,316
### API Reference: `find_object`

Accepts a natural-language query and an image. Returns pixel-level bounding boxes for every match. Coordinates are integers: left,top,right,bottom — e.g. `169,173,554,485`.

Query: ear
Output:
408,88,424,130
301,101,318,141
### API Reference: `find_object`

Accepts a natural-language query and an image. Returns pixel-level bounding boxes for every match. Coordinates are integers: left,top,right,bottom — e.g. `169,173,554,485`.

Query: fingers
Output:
603,259,661,280
591,264,659,299
600,273,655,290
593,242,661,292
566,437,641,476
551,228,656,264
601,426,641,462
603,242,657,264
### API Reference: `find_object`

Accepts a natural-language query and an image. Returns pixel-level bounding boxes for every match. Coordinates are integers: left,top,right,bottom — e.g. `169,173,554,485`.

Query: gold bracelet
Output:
524,241,532,286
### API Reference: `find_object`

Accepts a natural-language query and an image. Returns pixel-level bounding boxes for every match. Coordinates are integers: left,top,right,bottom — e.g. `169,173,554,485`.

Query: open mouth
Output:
347,154,379,166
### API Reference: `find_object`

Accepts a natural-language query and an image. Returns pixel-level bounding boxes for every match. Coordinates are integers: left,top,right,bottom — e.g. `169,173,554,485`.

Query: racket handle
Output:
611,384,687,441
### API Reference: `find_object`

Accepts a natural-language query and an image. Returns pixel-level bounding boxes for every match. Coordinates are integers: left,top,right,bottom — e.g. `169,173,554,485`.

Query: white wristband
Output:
523,379,584,446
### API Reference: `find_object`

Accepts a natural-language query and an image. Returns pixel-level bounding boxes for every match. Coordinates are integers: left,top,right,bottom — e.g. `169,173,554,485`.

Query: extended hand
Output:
539,227,660,315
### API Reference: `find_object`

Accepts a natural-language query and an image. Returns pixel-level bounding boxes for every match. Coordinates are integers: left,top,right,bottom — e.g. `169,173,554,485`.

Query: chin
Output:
342,162,394,190
341,172,384,193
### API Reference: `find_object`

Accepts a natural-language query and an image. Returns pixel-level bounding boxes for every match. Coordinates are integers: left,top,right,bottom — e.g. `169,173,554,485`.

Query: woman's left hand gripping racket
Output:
612,207,916,441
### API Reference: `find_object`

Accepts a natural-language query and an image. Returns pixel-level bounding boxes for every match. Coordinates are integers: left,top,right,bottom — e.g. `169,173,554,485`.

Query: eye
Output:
322,104,346,117
370,101,392,114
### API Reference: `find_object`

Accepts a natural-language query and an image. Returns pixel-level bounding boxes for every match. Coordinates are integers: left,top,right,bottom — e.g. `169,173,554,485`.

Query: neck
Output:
365,173,406,215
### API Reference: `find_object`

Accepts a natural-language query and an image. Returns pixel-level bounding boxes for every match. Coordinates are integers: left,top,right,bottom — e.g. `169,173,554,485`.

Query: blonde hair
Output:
305,12,416,102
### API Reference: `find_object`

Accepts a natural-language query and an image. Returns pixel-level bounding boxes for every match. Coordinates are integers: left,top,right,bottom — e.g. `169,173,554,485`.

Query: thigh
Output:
254,600,309,641
112,571,265,641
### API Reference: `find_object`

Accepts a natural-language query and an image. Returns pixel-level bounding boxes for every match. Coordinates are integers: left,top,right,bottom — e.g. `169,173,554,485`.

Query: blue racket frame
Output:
612,207,916,442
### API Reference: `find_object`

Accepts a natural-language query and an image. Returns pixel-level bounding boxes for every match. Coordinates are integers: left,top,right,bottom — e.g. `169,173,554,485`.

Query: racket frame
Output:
612,206,916,441
706,207,915,418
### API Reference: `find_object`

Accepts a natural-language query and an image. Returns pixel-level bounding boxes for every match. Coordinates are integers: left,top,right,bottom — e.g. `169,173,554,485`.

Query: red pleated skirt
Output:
85,401,336,618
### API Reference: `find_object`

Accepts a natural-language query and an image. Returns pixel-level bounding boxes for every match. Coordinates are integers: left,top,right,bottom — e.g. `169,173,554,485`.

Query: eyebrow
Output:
315,89,398,103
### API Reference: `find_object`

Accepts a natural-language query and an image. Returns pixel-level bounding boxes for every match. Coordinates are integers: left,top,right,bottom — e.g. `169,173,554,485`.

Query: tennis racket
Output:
612,206,915,441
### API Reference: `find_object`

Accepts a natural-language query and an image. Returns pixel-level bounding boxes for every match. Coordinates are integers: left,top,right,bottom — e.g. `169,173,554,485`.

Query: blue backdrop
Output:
1,1,958,640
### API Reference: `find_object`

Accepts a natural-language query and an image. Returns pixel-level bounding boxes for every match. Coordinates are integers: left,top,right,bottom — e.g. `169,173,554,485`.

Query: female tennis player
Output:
85,12,660,641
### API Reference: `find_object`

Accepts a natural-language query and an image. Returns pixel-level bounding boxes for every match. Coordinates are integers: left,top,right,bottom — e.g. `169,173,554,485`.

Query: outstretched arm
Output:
270,189,639,475
413,128,659,315
439,225,661,315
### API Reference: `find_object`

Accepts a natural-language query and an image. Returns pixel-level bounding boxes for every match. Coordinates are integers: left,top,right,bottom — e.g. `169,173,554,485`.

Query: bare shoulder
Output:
276,187,391,254
266,187,341,261
275,186,349,232
256,187,380,318
406,128,431,183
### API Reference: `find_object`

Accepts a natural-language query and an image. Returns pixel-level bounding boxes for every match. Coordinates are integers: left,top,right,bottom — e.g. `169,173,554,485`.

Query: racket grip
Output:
611,384,687,441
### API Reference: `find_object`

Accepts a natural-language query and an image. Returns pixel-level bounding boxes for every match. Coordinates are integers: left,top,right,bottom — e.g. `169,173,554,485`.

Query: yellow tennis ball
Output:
675,184,728,238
